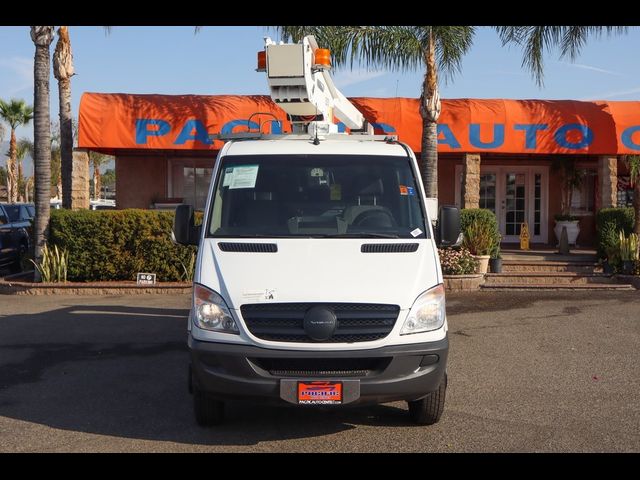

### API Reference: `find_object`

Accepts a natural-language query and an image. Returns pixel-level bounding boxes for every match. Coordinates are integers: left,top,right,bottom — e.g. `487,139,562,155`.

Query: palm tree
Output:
53,26,74,209
275,26,475,199
89,151,110,200
0,99,34,203
30,26,55,276
49,121,63,200
16,138,32,202
496,26,629,86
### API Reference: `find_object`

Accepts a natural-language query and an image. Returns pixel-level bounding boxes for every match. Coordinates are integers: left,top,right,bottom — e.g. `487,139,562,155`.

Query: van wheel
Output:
407,374,447,425
193,388,224,426
9,242,28,274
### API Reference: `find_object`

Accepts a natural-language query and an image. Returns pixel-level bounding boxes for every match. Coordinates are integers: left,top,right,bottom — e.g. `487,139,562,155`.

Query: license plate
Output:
297,381,342,405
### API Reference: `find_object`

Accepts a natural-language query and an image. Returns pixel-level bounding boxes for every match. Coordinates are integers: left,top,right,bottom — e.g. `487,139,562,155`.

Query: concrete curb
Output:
0,280,193,296
614,275,640,290
443,274,485,292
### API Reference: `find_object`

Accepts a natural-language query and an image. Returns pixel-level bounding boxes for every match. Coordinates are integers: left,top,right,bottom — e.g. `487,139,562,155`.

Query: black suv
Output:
0,203,33,273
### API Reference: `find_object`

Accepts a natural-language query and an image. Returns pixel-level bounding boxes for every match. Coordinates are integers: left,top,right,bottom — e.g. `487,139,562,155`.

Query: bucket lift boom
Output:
259,36,373,136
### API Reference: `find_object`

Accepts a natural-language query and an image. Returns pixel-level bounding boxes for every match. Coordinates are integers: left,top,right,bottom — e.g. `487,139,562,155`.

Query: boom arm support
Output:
262,36,372,134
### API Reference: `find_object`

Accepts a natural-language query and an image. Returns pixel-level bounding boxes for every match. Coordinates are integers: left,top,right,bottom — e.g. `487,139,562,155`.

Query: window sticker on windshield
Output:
407,187,415,196
222,167,235,187
229,165,259,189
399,185,409,195
411,228,423,237
330,184,342,200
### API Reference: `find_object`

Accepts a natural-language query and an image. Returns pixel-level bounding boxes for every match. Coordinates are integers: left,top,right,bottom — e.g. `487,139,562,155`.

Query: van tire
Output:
407,374,447,425
193,388,224,426
9,242,28,274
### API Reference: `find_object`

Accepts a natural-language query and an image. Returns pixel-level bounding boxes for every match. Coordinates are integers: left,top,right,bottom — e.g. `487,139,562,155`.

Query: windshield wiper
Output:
320,233,400,238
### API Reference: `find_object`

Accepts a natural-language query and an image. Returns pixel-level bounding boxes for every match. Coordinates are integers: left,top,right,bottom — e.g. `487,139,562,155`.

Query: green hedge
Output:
596,207,635,258
49,209,199,282
460,208,501,256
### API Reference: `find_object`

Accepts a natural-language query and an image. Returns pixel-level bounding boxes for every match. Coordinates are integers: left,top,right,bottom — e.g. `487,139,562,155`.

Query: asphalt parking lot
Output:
0,290,639,452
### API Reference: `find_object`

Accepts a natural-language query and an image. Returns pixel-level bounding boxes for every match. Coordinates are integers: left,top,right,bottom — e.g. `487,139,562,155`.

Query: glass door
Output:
501,172,527,242
455,165,548,244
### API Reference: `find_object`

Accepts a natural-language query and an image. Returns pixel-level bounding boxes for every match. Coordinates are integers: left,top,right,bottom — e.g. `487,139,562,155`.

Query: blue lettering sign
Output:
554,123,593,149
135,119,170,144
221,119,260,135
174,119,214,145
621,125,640,150
514,124,548,149
469,124,505,149
437,124,461,148
371,122,396,134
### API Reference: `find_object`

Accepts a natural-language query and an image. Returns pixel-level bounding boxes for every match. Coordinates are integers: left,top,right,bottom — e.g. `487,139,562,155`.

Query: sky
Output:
2,25,640,175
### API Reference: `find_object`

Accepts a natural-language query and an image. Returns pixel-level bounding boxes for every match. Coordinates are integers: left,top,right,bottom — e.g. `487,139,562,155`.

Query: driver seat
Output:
342,177,396,227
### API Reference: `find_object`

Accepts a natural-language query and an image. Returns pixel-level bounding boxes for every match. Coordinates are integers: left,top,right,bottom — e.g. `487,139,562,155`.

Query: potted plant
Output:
489,239,502,273
552,158,584,245
462,220,494,274
619,231,639,275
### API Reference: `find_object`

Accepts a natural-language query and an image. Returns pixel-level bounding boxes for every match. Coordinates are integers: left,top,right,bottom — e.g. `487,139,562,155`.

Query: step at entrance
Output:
484,272,615,286
481,283,635,291
501,261,601,273
484,249,635,290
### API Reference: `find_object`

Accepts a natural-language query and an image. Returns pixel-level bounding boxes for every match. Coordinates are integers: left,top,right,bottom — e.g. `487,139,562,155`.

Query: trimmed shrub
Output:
460,209,501,255
49,209,198,282
596,207,634,259
438,247,477,275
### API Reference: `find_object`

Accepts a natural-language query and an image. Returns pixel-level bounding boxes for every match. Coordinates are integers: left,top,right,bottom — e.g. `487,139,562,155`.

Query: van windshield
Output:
207,154,428,239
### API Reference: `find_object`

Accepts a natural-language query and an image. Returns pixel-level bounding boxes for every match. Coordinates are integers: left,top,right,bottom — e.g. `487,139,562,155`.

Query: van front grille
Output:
241,303,400,343
250,357,391,377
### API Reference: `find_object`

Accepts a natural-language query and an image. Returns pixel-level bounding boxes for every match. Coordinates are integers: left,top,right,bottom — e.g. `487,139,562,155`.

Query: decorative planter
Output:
622,260,634,275
474,255,491,274
554,220,580,245
443,274,485,292
489,257,502,273
602,260,614,274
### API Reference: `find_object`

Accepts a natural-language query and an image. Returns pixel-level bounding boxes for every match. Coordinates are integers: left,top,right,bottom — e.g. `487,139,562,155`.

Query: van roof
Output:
224,138,409,157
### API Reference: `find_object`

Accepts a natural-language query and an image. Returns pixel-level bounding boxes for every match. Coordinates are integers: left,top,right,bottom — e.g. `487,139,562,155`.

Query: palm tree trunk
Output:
7,129,17,202
17,158,24,202
31,26,55,277
54,26,74,209
418,30,441,199
94,162,101,200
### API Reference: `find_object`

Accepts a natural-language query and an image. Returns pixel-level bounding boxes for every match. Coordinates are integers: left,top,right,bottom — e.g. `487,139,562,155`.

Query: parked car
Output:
0,203,32,273
90,199,116,210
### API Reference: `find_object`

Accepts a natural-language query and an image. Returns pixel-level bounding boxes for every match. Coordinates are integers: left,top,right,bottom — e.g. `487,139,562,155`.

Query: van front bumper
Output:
188,336,448,405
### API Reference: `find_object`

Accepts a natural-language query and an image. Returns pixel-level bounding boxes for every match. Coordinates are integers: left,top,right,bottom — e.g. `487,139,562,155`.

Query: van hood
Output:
197,238,442,310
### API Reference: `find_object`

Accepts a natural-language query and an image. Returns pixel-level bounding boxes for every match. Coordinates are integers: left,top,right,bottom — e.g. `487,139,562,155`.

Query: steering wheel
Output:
352,209,396,228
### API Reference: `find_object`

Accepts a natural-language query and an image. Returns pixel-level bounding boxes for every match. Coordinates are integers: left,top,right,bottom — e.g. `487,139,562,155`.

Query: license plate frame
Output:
297,381,343,405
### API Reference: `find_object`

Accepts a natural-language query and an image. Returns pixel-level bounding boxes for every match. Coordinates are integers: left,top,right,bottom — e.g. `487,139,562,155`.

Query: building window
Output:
617,176,635,207
169,157,215,210
479,173,496,213
182,167,213,210
571,169,596,214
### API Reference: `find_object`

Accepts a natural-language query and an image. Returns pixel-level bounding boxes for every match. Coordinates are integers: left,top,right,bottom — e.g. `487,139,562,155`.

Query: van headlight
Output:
193,284,239,333
401,284,446,335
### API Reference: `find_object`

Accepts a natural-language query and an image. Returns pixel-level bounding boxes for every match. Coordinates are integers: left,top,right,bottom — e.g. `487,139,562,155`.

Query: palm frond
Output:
274,25,474,80
497,26,629,87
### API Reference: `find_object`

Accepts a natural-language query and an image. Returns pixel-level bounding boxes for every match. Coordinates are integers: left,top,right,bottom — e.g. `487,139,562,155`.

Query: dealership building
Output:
78,93,639,246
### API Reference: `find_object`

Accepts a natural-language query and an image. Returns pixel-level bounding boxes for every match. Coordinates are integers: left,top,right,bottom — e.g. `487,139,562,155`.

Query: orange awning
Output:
78,93,640,155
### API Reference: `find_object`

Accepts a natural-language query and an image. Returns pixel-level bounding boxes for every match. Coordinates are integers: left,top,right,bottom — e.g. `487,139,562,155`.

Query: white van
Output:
173,135,461,426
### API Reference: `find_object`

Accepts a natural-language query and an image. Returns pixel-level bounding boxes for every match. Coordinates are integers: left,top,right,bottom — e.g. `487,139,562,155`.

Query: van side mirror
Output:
173,204,200,246
437,205,461,247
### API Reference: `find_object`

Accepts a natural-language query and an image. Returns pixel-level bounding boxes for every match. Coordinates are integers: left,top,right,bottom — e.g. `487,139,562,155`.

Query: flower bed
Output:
438,247,478,275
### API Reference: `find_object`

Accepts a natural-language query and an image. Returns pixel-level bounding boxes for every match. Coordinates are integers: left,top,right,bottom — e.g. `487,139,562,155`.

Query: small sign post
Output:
520,223,530,250
137,273,157,285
